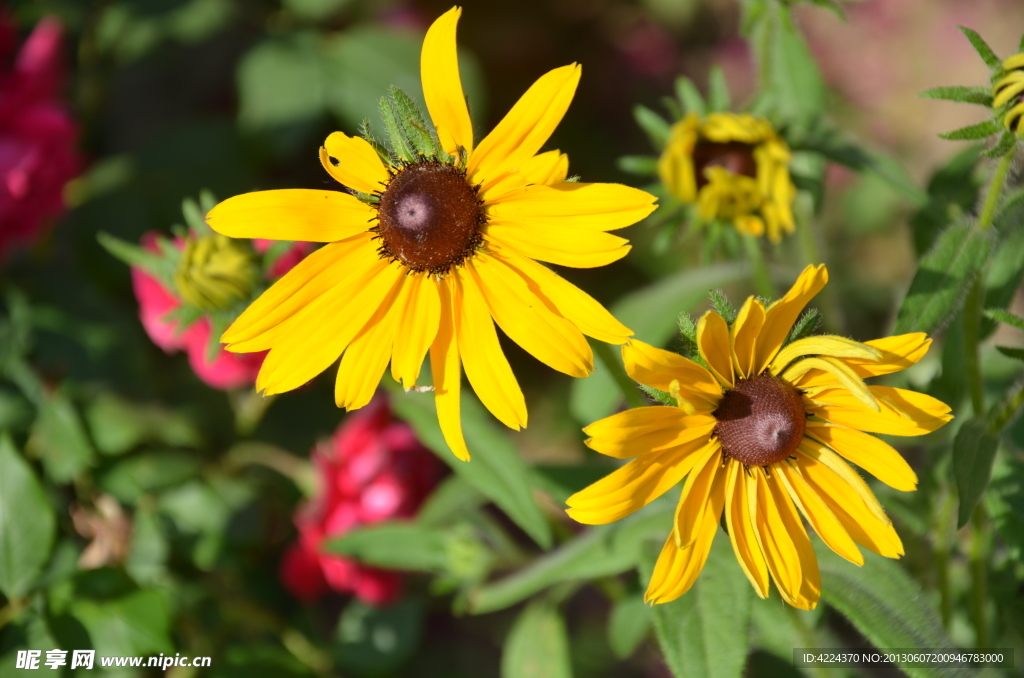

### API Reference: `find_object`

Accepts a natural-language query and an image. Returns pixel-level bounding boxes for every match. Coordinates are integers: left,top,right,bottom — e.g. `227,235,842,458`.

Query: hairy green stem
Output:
978,148,1015,230
742,235,775,299
963,275,986,417
593,341,644,409
969,505,989,649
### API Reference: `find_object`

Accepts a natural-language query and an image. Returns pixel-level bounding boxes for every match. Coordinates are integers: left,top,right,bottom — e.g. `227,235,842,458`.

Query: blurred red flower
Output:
280,398,440,606
0,15,79,259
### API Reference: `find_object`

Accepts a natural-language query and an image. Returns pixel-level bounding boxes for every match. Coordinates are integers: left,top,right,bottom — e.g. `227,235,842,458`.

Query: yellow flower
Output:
204,7,657,460
567,265,952,610
994,52,1024,134
658,112,796,243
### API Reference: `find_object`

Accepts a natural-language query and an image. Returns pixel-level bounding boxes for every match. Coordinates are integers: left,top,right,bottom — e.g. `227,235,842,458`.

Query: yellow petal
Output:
673,445,723,548
486,182,657,231
421,6,474,156
777,462,863,566
761,471,821,610
452,268,527,429
796,438,889,525
725,461,769,598
730,297,765,380
486,242,632,343
794,334,933,389
207,189,375,242
805,422,917,492
696,311,734,388
468,253,592,377
390,274,441,389
566,437,712,525
480,150,570,202
222,235,366,346
320,132,390,194
770,336,881,375
484,223,630,268
623,339,721,410
793,453,904,558
785,356,879,411
752,264,829,374
335,279,407,410
430,278,469,460
583,408,716,459
255,260,403,395
808,386,952,436
644,473,726,605
468,64,581,185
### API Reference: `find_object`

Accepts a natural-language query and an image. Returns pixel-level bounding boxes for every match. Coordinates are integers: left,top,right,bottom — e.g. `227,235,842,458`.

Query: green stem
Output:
742,235,775,298
963,275,985,417
935,492,956,629
969,505,989,649
978,148,1015,230
794,193,843,333
593,341,644,409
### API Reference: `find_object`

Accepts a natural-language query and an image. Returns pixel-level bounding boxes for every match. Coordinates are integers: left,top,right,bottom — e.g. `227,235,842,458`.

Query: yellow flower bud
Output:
174,234,257,310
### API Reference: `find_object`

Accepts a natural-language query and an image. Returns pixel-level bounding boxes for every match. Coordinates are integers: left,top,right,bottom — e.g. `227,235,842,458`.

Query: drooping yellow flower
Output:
567,265,952,610
204,7,657,460
994,52,1024,134
658,112,795,243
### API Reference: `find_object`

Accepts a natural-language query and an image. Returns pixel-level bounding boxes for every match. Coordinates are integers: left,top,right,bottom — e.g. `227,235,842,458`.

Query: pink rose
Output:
0,15,79,259
280,398,440,606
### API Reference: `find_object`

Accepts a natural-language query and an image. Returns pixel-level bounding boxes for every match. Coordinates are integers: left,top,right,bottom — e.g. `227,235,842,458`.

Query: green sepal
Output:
784,308,822,346
674,76,706,117
199,190,217,214
939,119,1001,140
634,105,671,148
379,93,417,163
985,308,1024,332
982,129,1017,158
958,26,1002,70
359,118,394,165
708,289,737,325
807,0,846,21
638,384,677,406
389,85,447,161
660,95,683,123
617,155,659,176
97,231,178,290
920,86,994,106
676,313,703,366
996,346,1024,362
206,311,234,365
162,305,204,336
707,66,731,112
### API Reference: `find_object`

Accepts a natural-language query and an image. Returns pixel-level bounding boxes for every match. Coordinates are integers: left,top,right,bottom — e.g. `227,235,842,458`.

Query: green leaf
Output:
384,381,552,549
892,220,991,335
769,10,826,122
909,145,981,255
501,599,573,678
85,392,200,456
72,589,174,657
958,26,1001,70
334,599,423,675
985,308,1024,332
817,547,971,678
674,77,706,117
996,346,1024,361
570,263,746,424
807,0,846,20
97,231,176,287
416,475,487,527
237,34,326,132
707,66,731,112
953,418,1000,527
283,0,352,21
99,450,203,504
920,86,993,106
0,435,56,599
467,504,671,614
986,456,1024,560
981,129,1016,158
938,120,1001,141
608,593,652,660
634,105,672,148
125,507,168,587
617,155,659,175
325,523,449,572
28,390,96,483
641,536,752,678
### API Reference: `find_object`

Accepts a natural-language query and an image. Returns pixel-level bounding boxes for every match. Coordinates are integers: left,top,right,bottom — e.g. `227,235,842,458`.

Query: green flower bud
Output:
174,234,257,310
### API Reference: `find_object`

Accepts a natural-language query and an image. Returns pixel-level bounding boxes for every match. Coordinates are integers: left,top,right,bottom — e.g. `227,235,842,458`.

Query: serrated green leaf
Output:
996,346,1024,361
986,308,1024,332
325,523,449,572
893,220,991,335
953,418,1000,527
958,26,1001,70
641,536,752,678
384,381,552,549
707,66,731,112
920,86,993,106
818,546,972,678
939,120,1001,141
501,599,573,678
635,105,671,148
675,77,706,116
608,593,652,660
982,129,1016,158
0,435,56,599
617,155,659,175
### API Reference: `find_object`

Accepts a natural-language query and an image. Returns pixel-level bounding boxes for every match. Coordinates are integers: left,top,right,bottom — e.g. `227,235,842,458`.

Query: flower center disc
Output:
693,140,757,189
376,160,484,274
713,374,806,467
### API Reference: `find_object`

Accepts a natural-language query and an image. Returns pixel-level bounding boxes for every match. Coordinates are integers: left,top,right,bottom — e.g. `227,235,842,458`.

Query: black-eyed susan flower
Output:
994,52,1024,135
204,7,657,460
658,112,796,243
566,265,952,609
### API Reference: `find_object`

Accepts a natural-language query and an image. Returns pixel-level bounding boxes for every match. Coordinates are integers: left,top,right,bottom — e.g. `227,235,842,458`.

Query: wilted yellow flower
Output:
658,112,796,243
994,52,1024,134
567,265,952,610
204,7,656,460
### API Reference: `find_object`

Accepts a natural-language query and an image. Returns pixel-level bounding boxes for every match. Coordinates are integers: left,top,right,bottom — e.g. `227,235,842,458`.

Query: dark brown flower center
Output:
374,160,484,274
693,140,757,189
713,374,806,467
